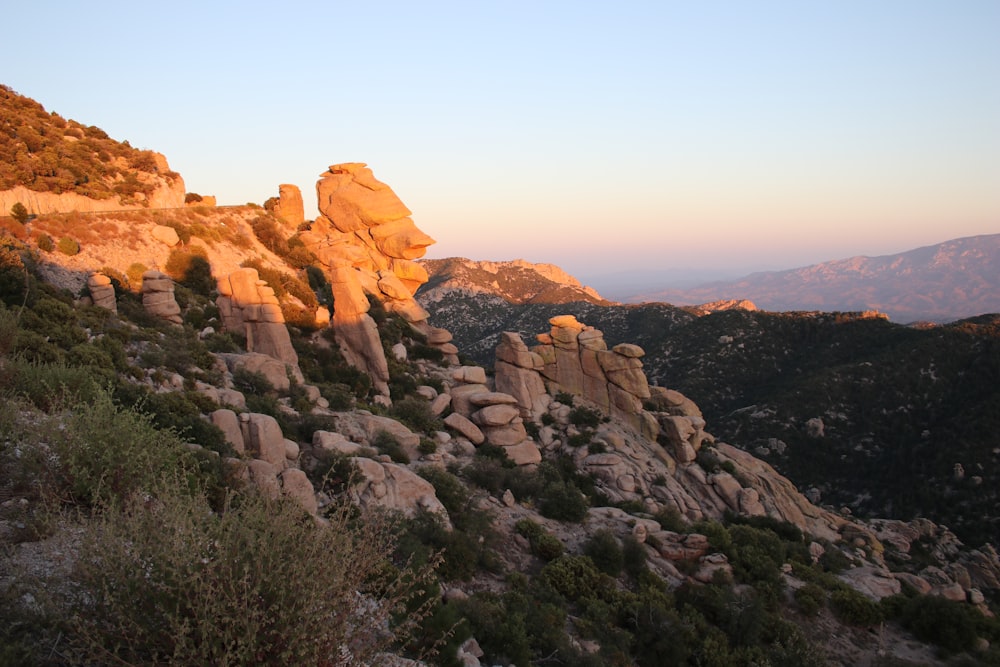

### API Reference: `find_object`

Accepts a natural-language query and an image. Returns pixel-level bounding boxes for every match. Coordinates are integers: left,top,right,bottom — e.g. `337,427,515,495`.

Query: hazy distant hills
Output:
626,234,1000,323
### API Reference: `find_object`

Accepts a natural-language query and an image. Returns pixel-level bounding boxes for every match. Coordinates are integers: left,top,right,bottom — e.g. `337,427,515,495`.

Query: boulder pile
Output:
216,267,303,382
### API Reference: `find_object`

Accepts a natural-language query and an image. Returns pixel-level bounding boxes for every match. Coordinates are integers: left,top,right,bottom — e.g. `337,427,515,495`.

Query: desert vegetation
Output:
0,85,178,203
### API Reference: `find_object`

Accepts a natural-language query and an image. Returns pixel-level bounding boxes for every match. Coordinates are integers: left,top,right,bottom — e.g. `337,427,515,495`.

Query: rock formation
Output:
0,152,185,215
497,315,658,438
298,163,456,395
216,267,303,381
493,316,850,540
140,270,182,324
86,272,117,313
275,183,305,228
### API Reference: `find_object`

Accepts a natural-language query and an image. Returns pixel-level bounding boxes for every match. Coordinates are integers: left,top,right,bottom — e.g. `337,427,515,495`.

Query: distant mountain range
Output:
624,234,1000,323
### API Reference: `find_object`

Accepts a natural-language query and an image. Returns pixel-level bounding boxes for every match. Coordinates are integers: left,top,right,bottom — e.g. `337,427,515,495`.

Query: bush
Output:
56,236,80,255
584,529,624,576
52,388,202,506
69,488,434,665
372,430,409,464
515,519,565,561
539,480,589,522
830,588,883,626
9,202,29,224
389,396,442,434
539,555,605,602
892,594,983,653
794,583,826,616
569,405,604,428
36,233,53,252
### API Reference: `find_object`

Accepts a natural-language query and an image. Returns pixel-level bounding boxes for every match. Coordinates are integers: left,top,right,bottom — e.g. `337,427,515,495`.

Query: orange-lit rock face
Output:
216,267,302,380
305,163,436,301
297,163,453,396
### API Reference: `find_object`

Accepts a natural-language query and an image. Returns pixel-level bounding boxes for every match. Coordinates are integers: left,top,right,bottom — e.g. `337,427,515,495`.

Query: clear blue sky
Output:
3,1,998,286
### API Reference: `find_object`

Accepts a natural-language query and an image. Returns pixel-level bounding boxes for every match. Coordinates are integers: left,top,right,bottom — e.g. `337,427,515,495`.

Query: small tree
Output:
9,202,29,224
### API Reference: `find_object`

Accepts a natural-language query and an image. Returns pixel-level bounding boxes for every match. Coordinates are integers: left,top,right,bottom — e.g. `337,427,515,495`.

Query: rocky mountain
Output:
3,88,1000,665
628,234,1000,323
420,257,610,305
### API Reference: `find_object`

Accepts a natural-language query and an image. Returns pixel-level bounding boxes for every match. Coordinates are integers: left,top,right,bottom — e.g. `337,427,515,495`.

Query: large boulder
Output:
140,270,181,324
275,183,305,227
87,273,117,313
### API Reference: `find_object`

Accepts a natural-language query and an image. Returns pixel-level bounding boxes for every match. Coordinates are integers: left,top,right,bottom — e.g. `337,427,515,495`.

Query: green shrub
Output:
126,262,147,289
389,396,442,434
46,388,201,506
372,430,409,464
232,367,275,396
515,519,564,561
653,505,686,532
539,480,589,522
69,488,434,665
36,233,53,252
622,535,648,579
56,236,79,255
794,583,826,616
539,555,605,602
584,529,624,576
892,594,983,654
554,391,575,406
830,588,883,626
569,405,604,428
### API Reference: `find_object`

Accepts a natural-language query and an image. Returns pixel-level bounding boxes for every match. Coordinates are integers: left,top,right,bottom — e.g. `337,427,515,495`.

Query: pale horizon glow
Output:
2,1,997,291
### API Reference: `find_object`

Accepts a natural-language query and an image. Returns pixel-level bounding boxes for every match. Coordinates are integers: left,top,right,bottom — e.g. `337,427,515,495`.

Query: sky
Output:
2,1,998,290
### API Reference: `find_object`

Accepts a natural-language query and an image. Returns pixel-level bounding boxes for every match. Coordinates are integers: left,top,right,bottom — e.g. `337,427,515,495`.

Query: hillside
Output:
4,243,1000,664
420,257,611,305
0,84,184,212
420,291,1000,549
628,234,1000,323
2,88,1000,666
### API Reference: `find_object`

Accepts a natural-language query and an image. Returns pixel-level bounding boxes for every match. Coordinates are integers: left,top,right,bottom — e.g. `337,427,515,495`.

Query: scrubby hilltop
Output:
3,89,1000,665
0,85,185,213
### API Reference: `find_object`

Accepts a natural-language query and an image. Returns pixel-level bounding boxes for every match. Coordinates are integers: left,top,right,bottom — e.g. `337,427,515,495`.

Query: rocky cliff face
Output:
299,163,455,394
419,257,610,305
0,169,186,214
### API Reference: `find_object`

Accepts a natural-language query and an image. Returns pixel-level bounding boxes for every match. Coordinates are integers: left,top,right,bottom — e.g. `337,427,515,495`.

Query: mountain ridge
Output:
626,234,1000,323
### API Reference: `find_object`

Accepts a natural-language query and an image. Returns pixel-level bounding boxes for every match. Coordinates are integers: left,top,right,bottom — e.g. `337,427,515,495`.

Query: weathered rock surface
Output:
86,272,116,313
275,183,305,227
350,457,449,522
530,316,656,438
216,268,303,382
298,163,455,394
140,270,181,324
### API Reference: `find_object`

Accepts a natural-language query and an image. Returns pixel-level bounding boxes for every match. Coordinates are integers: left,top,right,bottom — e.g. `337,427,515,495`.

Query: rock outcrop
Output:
299,163,455,395
86,273,117,313
499,315,657,438
140,270,182,324
275,183,305,228
0,152,185,215
495,316,849,541
216,267,303,382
